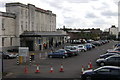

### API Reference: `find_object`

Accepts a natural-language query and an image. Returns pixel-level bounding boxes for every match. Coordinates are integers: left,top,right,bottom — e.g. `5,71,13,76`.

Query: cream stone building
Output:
109,26,119,39
0,2,67,51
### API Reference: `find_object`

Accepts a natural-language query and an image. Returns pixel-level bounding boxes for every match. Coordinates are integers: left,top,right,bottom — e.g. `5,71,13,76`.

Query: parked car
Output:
81,66,120,80
107,48,120,53
0,52,18,59
84,44,92,50
77,45,87,52
114,43,120,48
106,52,120,54
91,41,101,46
86,43,95,48
99,53,119,59
7,49,18,53
96,55,120,66
64,46,79,55
48,49,68,59
65,49,76,57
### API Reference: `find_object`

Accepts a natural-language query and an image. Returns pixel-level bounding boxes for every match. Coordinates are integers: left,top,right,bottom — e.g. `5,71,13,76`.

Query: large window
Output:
21,21,23,31
10,38,12,46
2,19,5,30
2,38,4,46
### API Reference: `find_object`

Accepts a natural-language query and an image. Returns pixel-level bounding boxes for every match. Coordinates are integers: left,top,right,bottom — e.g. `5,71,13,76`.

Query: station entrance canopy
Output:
20,31,68,37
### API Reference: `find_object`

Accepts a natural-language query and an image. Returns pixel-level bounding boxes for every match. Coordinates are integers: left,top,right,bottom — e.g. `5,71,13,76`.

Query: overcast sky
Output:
0,0,119,30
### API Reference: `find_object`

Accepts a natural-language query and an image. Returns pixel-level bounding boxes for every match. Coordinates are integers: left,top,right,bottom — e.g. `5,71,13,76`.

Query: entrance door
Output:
26,41,34,51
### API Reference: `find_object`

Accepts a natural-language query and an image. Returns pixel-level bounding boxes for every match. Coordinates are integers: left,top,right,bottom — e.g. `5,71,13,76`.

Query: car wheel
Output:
49,55,52,58
83,50,86,52
100,62,105,66
86,76,91,80
62,56,65,59
6,56,9,59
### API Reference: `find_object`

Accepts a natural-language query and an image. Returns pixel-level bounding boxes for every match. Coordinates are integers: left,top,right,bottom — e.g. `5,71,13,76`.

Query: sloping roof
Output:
20,31,68,37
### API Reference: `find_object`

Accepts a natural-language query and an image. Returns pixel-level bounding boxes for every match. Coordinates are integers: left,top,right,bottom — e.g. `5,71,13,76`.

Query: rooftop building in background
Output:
109,25,119,39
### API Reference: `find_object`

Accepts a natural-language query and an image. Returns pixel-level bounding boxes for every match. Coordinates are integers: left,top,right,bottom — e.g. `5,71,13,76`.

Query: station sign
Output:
19,47,29,56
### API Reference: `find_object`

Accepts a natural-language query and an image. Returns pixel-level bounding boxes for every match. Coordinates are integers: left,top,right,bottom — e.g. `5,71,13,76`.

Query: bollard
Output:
19,56,23,64
16,55,19,65
29,56,32,65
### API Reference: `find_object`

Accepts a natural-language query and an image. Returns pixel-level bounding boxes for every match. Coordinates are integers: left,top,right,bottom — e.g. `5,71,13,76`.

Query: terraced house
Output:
0,2,67,51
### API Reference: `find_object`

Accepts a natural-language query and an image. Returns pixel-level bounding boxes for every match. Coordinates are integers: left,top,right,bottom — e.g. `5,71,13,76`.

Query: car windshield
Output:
64,46,72,49
78,46,83,48
55,50,65,53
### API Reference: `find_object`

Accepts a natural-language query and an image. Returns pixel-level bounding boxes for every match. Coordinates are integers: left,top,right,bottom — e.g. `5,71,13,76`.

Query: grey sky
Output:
0,0,119,30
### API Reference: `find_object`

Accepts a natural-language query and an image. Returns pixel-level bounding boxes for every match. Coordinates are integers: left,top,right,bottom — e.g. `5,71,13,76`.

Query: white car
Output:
77,45,87,52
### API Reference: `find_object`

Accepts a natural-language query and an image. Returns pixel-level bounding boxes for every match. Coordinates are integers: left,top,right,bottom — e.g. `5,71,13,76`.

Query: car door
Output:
106,57,116,65
93,68,111,79
116,57,120,66
110,69,120,79
54,52,60,57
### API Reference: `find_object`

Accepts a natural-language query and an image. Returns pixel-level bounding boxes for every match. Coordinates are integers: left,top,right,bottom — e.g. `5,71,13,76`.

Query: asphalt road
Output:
3,41,118,79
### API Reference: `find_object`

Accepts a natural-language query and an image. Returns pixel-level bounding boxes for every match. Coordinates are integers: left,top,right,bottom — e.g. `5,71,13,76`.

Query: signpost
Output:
19,47,29,64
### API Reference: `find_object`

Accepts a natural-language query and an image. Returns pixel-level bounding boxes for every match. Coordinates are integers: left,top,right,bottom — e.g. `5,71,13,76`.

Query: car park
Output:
96,55,120,66
81,66,120,80
48,49,68,59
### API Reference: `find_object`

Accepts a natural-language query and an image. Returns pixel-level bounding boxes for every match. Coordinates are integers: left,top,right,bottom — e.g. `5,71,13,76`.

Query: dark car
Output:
81,66,120,80
100,53,119,59
91,41,101,46
0,52,18,59
107,48,120,53
96,55,120,66
114,43,120,48
48,49,68,59
65,49,76,57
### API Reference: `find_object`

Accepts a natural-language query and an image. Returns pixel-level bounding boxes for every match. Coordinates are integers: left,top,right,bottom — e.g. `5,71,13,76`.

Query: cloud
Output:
93,19,107,25
85,12,98,18
101,10,118,17
0,0,118,31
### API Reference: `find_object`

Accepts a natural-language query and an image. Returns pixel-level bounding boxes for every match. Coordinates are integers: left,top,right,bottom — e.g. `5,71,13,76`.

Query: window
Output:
98,68,110,72
2,19,5,30
10,38,12,46
21,21,23,31
25,10,28,19
2,38,4,46
26,22,27,31
21,9,23,18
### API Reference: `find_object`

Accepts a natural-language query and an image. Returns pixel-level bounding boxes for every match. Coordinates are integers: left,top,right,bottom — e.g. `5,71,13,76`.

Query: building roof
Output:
6,2,56,16
20,31,68,37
